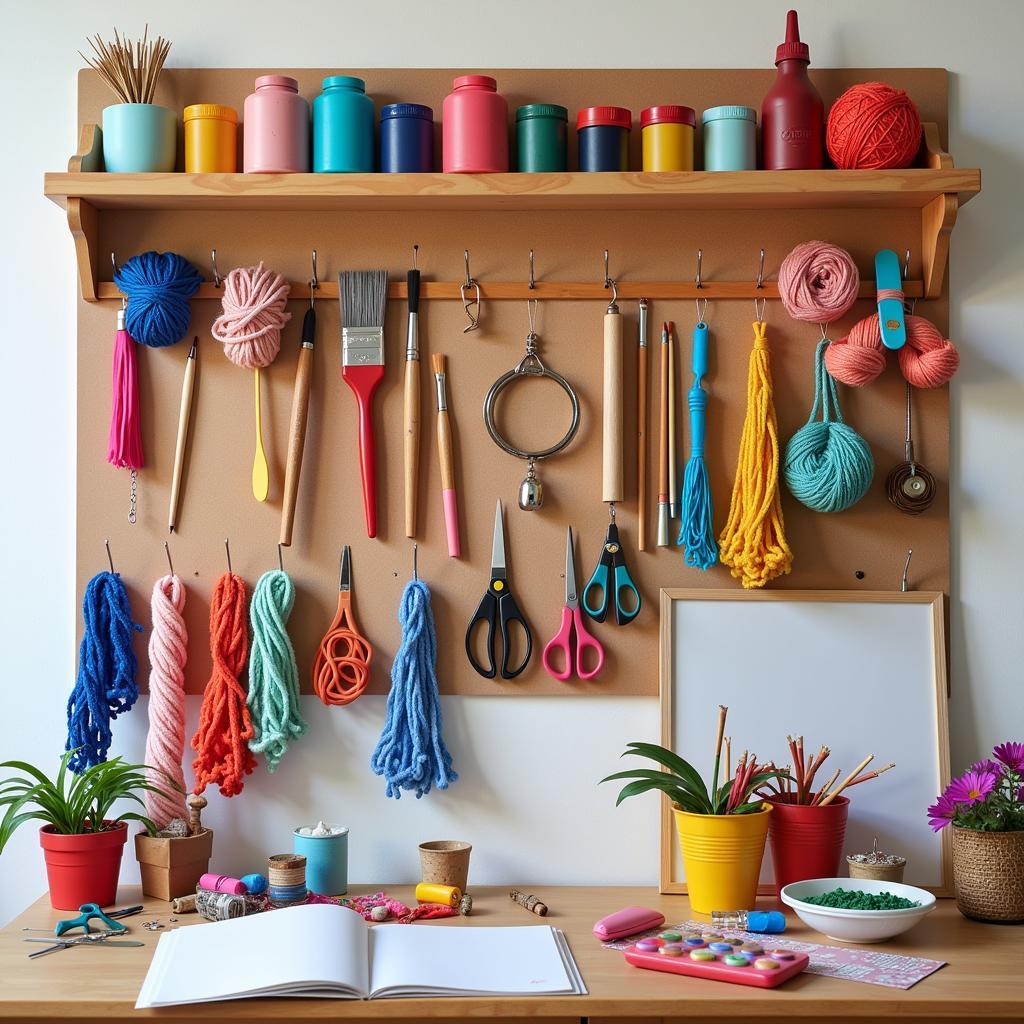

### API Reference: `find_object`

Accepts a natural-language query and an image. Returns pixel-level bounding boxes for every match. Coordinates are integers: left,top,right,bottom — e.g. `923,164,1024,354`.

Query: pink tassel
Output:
108,314,144,469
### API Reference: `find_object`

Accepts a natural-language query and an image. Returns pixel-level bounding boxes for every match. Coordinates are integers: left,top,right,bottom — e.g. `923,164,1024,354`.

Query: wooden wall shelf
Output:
47,122,978,303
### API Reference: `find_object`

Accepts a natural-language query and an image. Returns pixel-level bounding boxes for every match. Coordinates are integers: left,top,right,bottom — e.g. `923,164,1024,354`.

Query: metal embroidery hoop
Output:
483,300,580,509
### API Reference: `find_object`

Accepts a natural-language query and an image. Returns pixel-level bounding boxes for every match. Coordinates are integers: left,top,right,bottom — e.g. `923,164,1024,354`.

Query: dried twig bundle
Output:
81,25,171,104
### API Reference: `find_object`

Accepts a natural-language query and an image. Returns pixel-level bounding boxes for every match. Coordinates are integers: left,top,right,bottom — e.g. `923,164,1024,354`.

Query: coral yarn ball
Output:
826,82,922,170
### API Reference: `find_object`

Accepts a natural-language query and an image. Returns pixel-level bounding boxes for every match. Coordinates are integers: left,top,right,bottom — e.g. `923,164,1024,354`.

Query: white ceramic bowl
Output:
780,877,936,943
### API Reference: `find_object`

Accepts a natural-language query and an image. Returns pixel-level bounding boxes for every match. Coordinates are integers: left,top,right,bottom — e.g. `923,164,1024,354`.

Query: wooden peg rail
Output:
93,278,926,302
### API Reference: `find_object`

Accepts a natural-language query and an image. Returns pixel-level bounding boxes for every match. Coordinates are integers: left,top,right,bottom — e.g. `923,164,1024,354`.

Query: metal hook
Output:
901,549,913,592
602,250,618,305
527,297,538,335
528,249,535,290
695,297,709,326
461,280,481,333
413,542,419,581
754,297,767,322
111,253,126,309
463,249,474,288
756,248,765,290
819,322,830,342
104,539,115,574
224,538,233,575
164,541,174,576
903,249,911,280
277,542,284,573
211,249,222,288
695,249,703,290
309,248,318,310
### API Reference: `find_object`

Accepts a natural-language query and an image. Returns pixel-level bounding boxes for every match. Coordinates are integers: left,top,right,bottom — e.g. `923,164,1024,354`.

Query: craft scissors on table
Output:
26,932,145,959
583,520,641,625
465,499,533,679
55,902,142,936
542,527,605,681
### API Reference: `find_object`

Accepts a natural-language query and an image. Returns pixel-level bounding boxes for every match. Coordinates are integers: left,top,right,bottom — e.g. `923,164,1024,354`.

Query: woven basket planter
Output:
952,826,1024,922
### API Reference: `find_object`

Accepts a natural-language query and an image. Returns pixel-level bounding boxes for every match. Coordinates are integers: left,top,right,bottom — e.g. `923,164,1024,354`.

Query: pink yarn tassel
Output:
145,573,189,827
108,323,144,469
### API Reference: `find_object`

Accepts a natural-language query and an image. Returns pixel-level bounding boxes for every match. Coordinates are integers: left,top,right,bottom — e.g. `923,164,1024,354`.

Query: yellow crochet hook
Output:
252,367,270,502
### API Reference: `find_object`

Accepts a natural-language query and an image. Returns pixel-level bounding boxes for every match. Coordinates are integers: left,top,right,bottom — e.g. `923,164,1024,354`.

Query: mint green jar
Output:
313,76,375,173
701,106,757,171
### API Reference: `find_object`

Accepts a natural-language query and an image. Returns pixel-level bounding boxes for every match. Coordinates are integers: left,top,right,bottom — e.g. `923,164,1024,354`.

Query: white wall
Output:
2,0,1021,924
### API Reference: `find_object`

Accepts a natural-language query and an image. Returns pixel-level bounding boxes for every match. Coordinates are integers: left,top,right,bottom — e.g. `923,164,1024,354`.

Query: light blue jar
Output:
313,76,374,172
701,106,757,171
293,823,348,895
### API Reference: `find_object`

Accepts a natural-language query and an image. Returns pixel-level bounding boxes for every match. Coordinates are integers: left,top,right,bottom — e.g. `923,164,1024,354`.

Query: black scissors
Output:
465,499,533,679
582,520,642,625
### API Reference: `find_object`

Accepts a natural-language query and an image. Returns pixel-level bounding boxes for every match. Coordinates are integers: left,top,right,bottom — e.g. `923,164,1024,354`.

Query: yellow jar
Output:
640,105,696,172
184,104,238,172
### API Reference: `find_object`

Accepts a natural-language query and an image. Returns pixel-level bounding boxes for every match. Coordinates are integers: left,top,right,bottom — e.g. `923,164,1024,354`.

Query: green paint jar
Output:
701,105,757,171
515,104,568,172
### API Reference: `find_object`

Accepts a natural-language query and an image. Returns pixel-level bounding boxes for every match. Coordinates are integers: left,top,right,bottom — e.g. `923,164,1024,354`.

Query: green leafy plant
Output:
0,752,178,854
601,706,789,815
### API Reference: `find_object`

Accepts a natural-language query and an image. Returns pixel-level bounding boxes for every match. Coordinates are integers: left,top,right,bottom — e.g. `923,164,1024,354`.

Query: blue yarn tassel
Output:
113,251,202,348
371,578,457,800
677,321,718,569
66,571,143,774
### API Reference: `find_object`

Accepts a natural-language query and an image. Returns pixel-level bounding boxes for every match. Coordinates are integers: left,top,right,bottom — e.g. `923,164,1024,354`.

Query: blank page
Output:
369,924,577,997
136,904,369,1008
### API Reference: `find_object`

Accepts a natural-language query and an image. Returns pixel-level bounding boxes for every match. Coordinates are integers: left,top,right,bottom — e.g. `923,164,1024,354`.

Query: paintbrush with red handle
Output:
339,270,389,538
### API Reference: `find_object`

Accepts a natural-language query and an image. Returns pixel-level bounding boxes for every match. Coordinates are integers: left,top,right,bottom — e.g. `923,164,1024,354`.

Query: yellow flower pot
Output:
673,804,771,913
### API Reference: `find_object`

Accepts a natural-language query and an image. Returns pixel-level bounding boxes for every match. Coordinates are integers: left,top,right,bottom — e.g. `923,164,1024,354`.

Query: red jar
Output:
442,75,509,173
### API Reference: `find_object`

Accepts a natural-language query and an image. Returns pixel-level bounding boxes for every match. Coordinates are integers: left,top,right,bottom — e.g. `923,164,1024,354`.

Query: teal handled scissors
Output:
54,902,141,937
543,527,605,681
582,519,641,626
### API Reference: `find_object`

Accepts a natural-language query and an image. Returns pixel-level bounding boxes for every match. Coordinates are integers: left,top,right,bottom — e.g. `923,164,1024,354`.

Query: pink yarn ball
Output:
825,314,887,386
779,241,860,323
826,82,922,170
212,262,292,369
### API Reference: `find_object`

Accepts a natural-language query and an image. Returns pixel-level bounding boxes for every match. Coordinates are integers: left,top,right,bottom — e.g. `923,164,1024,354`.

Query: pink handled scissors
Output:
542,527,605,681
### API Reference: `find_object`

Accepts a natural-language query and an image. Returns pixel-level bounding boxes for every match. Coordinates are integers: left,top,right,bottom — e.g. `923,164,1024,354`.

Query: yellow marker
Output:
415,882,462,906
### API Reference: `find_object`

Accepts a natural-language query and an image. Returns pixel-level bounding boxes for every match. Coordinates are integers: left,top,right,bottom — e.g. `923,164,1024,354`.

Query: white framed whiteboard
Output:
659,590,952,896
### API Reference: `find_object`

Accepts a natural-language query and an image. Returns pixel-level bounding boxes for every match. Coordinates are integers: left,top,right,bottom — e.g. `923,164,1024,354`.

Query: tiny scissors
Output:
582,520,641,625
313,545,372,706
465,499,533,679
543,527,605,681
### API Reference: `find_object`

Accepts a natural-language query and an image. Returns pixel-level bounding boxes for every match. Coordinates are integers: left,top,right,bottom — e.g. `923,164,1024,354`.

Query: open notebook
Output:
136,903,586,1008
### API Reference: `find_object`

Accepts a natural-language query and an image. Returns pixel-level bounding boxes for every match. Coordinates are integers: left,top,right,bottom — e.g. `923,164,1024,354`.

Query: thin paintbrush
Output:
657,321,669,546
339,270,388,538
432,353,460,557
280,300,316,546
404,255,421,538
167,337,196,533
668,320,678,520
637,299,648,551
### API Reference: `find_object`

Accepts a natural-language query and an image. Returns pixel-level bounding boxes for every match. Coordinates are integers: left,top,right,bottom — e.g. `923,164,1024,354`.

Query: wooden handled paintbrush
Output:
404,262,421,538
432,352,460,557
280,302,315,546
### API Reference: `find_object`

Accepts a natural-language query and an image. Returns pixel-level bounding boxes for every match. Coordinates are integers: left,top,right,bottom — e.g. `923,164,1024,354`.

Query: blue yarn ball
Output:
241,872,268,895
784,421,874,513
114,251,202,348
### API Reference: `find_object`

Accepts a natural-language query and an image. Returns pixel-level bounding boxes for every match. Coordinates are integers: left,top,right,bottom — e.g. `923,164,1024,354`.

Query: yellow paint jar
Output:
184,104,238,172
640,105,696,172
415,882,462,906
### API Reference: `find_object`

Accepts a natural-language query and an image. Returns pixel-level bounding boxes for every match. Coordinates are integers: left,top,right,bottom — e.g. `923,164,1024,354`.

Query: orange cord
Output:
191,572,257,797
313,590,372,706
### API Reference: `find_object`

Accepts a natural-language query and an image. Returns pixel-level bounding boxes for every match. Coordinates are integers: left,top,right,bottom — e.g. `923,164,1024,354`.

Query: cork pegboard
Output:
73,67,951,697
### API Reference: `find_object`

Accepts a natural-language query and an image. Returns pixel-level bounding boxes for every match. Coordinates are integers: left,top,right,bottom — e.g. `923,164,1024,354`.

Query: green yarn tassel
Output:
247,569,307,772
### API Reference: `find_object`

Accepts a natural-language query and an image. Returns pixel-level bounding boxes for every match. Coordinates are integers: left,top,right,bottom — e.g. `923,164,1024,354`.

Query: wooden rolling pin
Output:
279,303,315,546
602,292,624,503
404,264,421,538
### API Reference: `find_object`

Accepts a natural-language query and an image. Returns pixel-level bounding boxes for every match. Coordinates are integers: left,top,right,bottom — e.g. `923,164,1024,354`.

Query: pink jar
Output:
243,75,310,173
442,75,509,173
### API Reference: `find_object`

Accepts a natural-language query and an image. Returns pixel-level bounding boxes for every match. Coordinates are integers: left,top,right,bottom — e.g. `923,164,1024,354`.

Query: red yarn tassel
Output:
108,310,144,469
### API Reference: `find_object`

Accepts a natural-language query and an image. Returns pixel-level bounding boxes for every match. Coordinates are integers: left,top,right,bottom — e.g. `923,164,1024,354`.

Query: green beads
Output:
803,887,920,910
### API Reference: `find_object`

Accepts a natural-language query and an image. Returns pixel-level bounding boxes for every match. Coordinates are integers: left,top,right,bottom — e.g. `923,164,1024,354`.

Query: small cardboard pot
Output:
419,840,472,892
135,829,214,901
40,821,127,911
847,855,906,883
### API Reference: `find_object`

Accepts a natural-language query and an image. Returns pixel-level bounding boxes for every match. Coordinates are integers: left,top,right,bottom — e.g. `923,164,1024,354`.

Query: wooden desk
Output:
1,887,1020,1023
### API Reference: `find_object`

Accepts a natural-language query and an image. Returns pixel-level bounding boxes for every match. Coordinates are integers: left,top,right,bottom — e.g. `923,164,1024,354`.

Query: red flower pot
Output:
767,794,849,897
39,821,128,910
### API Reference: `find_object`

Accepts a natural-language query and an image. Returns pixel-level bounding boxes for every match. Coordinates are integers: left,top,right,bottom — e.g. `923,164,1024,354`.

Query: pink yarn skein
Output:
144,573,189,828
779,241,860,323
211,262,292,368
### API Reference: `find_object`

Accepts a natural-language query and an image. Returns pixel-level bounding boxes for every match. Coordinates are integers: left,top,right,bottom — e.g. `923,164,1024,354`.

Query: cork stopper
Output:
187,794,207,836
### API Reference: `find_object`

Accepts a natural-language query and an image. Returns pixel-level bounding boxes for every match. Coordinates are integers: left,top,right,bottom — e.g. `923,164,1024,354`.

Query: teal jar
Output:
701,106,757,171
313,76,374,172
515,104,568,172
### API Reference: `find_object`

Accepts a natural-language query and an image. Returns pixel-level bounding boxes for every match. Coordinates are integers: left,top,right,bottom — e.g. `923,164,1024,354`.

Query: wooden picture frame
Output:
658,589,952,896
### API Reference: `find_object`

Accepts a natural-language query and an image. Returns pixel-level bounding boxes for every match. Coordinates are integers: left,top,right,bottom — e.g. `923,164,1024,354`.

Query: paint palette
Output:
624,932,809,989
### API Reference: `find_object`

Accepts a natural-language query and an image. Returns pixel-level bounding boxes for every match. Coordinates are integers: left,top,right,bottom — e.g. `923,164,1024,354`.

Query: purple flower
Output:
947,769,997,806
927,790,957,831
993,742,1024,772
971,759,1000,776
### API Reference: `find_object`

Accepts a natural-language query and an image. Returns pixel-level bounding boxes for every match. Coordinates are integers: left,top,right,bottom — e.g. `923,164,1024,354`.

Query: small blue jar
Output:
380,103,434,172
313,75,374,173
701,105,757,171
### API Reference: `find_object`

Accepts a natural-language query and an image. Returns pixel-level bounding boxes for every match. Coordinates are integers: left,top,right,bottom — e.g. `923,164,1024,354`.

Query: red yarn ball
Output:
826,82,922,170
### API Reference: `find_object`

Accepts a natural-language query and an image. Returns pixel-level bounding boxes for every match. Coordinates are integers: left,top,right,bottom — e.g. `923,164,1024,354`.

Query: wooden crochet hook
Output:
167,337,197,534
252,368,269,502
280,299,316,546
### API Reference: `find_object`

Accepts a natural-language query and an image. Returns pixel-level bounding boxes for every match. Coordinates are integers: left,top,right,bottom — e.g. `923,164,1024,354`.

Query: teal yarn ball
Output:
241,872,267,895
785,420,874,513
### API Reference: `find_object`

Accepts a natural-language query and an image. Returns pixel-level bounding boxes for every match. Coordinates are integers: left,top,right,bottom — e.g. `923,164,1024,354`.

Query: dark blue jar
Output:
576,106,631,171
380,103,434,173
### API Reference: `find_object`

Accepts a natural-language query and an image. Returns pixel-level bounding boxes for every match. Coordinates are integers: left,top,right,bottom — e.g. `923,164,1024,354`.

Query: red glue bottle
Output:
761,10,824,170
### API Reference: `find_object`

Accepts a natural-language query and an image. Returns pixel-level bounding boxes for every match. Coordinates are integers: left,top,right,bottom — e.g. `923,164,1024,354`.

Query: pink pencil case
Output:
593,906,666,941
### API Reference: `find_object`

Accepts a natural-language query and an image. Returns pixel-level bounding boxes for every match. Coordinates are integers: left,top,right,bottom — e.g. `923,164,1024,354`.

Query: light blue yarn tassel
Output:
784,338,874,513
371,578,457,800
247,569,307,773
677,320,718,569
66,571,142,774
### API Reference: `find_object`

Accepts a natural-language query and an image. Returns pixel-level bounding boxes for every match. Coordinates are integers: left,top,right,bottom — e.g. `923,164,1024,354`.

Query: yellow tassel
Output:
718,321,793,588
